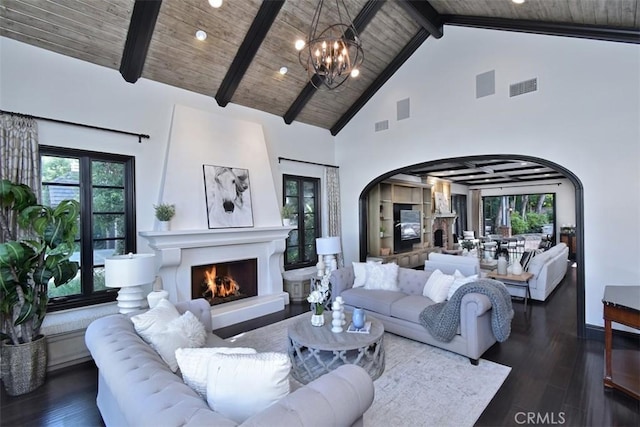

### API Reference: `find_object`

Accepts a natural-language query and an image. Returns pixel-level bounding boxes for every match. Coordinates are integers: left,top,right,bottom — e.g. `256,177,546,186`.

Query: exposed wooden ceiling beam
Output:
119,0,163,83
331,28,430,136
283,0,385,125
443,15,640,45
215,0,285,107
398,0,443,39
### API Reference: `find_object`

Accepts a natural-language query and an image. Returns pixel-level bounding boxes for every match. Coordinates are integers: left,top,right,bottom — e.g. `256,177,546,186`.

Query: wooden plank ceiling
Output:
1,0,639,136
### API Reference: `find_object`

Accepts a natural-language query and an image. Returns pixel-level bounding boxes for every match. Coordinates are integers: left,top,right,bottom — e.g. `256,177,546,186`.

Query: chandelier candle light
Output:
296,0,364,90
105,253,156,314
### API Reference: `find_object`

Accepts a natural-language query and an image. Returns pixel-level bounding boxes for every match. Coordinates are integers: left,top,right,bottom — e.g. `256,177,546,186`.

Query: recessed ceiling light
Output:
279,66,288,75
195,30,207,41
209,0,223,8
350,69,360,78
295,39,305,51
520,162,527,165
512,0,525,4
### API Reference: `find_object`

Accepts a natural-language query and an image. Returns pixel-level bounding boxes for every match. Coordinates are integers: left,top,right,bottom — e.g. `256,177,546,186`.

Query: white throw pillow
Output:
447,270,479,300
352,260,382,287
364,262,399,291
176,347,257,397
131,298,180,343
423,269,455,303
147,311,207,372
206,352,291,423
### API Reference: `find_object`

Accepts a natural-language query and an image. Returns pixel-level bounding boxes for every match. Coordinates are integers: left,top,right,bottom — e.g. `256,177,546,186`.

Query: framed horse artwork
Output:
203,164,254,228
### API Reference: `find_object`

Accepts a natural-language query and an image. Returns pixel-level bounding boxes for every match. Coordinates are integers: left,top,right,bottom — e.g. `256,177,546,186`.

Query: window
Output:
283,175,320,270
40,146,136,310
482,193,556,237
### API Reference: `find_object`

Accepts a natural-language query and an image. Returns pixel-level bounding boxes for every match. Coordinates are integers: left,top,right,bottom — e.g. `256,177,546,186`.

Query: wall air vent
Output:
510,78,538,97
375,120,389,132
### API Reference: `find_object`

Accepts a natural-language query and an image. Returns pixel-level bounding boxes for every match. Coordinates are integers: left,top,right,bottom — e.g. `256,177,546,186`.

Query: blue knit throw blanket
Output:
419,279,514,343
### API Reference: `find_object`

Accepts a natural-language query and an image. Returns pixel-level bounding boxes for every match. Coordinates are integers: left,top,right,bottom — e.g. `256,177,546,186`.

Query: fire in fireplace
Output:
191,258,258,306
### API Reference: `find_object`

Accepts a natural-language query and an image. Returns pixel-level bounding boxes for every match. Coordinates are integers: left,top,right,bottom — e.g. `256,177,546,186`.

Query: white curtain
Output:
325,166,343,267
0,114,40,242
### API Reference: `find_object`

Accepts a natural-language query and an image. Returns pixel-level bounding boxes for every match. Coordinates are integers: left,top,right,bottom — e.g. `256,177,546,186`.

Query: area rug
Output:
225,314,511,427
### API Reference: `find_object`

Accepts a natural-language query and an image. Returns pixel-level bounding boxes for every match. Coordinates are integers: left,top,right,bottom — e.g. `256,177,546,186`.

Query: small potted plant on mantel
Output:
154,203,175,231
0,179,80,396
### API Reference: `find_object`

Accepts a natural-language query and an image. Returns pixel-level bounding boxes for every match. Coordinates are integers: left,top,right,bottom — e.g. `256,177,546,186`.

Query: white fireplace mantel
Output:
139,226,294,250
139,226,294,328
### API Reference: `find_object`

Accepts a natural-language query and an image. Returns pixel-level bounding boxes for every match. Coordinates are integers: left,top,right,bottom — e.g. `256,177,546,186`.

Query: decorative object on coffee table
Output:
307,272,330,326
288,312,385,384
352,307,366,329
331,300,343,333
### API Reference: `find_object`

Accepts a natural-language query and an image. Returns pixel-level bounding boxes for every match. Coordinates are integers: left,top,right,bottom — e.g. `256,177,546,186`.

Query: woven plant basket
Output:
0,335,47,396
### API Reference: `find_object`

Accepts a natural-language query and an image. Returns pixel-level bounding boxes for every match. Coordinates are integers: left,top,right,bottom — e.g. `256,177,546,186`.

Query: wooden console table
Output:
602,285,640,400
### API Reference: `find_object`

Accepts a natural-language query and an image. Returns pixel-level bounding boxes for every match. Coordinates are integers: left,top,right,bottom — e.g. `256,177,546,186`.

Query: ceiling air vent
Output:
510,78,537,97
375,120,389,132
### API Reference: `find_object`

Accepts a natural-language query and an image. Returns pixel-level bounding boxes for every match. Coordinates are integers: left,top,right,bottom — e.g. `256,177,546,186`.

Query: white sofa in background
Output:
524,243,569,301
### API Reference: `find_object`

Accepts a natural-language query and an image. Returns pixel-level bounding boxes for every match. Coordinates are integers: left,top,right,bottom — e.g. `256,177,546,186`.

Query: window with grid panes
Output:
40,146,136,310
283,175,320,270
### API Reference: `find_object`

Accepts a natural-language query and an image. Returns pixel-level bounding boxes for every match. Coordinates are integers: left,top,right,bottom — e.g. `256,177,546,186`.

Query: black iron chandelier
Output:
296,0,364,91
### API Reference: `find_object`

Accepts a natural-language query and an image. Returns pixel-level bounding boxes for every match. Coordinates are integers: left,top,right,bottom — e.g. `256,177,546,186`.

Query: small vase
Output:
497,255,508,275
311,313,325,327
158,220,170,231
352,308,366,329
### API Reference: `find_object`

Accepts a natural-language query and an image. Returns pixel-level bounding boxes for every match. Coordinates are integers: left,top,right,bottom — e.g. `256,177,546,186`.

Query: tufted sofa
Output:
85,299,375,427
330,255,501,364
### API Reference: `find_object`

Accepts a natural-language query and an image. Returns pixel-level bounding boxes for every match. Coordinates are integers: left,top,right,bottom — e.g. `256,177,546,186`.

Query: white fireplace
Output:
140,227,292,329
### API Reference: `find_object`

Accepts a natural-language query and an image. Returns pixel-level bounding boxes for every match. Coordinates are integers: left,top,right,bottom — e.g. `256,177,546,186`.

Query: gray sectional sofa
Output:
330,255,503,364
85,299,374,427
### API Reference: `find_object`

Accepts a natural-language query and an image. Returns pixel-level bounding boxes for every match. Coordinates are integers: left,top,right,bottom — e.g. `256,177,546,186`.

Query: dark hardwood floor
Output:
2,264,638,426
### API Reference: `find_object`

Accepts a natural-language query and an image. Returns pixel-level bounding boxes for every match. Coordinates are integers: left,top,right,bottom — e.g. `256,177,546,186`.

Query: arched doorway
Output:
358,154,585,338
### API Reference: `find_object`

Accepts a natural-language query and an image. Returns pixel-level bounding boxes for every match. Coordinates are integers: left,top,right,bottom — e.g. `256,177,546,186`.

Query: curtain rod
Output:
278,157,338,169
0,109,150,143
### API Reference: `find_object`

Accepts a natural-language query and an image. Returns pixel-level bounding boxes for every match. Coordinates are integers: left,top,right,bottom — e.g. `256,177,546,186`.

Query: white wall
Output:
335,27,640,329
0,37,336,248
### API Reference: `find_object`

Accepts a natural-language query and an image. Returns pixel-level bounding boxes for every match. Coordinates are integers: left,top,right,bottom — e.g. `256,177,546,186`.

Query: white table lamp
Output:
316,236,341,274
105,253,156,314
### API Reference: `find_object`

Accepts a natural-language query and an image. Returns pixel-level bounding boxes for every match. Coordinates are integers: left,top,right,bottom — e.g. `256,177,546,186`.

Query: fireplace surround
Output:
140,227,292,328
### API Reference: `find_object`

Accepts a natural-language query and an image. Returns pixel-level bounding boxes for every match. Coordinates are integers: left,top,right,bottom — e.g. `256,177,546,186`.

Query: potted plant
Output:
281,204,295,226
0,179,79,395
154,203,175,231
379,226,385,238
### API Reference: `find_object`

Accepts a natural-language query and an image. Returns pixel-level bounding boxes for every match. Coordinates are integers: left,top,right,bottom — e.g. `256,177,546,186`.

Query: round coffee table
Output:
287,312,385,384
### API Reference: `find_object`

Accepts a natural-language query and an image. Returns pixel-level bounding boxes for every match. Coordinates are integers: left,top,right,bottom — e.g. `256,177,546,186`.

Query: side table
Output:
603,285,640,400
486,271,534,309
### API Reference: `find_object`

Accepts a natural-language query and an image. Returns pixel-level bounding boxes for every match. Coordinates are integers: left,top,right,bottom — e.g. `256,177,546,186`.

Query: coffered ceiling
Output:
1,0,639,136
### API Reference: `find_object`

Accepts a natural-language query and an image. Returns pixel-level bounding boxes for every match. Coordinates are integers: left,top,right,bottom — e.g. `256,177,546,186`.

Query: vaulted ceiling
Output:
1,0,639,137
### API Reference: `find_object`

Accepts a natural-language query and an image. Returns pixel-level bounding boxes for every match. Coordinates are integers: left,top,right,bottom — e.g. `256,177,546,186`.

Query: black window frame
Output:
40,145,136,311
283,175,321,270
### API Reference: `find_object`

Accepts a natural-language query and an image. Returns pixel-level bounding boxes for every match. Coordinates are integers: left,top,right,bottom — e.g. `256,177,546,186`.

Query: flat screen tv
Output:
393,204,421,253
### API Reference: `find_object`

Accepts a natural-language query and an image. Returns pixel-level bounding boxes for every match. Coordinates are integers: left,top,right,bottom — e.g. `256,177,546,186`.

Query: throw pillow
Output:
352,260,381,287
146,310,207,372
206,352,291,423
364,262,400,291
131,298,180,344
520,250,539,271
447,270,479,300
422,269,455,303
176,347,257,397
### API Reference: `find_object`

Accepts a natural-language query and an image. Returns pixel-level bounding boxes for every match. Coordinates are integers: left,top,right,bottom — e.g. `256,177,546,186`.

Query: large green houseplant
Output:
0,179,79,395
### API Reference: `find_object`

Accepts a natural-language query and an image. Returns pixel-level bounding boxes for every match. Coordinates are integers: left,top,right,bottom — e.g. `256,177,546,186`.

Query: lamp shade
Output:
105,253,156,288
316,237,341,255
